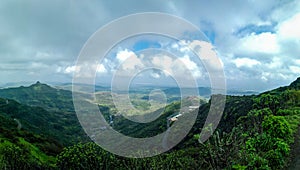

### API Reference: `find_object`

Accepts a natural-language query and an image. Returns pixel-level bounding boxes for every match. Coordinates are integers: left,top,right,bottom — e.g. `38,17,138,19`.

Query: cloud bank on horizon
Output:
0,0,299,91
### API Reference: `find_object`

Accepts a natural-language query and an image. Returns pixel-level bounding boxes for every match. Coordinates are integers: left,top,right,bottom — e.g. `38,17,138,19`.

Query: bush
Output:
262,115,292,142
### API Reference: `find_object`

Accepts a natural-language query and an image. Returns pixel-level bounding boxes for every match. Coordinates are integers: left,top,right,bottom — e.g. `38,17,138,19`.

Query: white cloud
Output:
233,58,261,68
261,72,270,82
278,12,300,40
116,49,136,63
64,66,78,74
62,63,107,76
150,72,161,79
261,70,293,82
121,55,144,71
35,52,51,60
30,62,49,69
179,55,197,70
239,32,280,54
151,55,174,76
115,49,144,72
177,55,202,78
266,57,282,69
1,0,299,89
290,66,300,74
171,42,179,49
96,64,107,73
295,59,300,65
221,8,300,87
189,40,224,71
177,40,190,52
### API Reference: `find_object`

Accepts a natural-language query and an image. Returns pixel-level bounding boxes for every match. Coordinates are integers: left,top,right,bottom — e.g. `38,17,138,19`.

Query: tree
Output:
254,94,280,113
56,142,117,170
262,115,292,141
0,141,29,170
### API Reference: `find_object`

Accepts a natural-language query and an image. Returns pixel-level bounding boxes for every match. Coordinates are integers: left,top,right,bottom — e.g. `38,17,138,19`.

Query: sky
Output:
0,0,300,91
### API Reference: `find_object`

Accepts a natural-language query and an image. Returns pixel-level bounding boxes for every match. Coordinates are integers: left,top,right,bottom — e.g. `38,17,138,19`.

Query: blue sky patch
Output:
203,30,215,44
133,40,161,51
235,23,277,37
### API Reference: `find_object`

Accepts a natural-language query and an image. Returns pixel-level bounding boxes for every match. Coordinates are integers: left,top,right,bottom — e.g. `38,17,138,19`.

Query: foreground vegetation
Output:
0,77,299,169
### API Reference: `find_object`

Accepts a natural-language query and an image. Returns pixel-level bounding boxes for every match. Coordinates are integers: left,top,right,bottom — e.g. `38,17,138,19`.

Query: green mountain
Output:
0,81,74,112
0,82,90,146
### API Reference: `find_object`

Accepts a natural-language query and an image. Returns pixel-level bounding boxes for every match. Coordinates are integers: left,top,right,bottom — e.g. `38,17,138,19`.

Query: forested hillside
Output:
0,77,299,169
0,81,74,112
0,98,62,169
